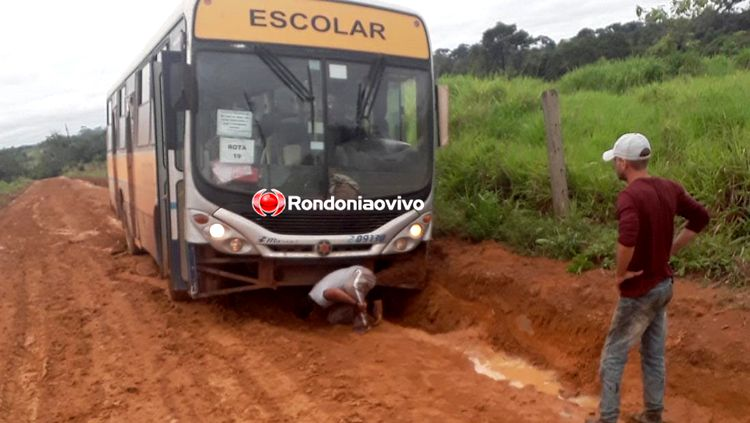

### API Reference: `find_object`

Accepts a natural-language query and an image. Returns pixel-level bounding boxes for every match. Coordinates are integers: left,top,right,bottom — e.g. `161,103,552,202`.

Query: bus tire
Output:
153,209,167,277
168,284,191,302
119,207,142,255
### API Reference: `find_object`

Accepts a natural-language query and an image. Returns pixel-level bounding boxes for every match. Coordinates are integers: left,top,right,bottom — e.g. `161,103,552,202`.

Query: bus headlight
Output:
190,209,255,255
209,223,226,239
409,223,424,240
383,215,432,255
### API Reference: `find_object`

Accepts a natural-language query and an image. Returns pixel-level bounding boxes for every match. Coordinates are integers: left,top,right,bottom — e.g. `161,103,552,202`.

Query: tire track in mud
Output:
108,266,338,422
22,219,102,421
0,184,47,422
0,264,30,421
33,180,178,421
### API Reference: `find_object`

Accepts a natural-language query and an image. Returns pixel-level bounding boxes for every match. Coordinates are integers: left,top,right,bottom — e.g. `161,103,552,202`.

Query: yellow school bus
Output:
107,0,436,300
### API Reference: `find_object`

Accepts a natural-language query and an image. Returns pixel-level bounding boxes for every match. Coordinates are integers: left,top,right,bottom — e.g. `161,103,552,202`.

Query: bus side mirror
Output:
436,85,450,147
168,63,196,112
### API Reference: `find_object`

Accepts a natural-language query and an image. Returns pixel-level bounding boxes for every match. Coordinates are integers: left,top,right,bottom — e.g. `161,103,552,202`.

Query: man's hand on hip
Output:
616,270,643,285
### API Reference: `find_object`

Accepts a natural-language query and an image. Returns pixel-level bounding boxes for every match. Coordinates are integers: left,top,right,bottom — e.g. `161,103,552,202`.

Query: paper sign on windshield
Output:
220,138,255,164
217,109,253,138
329,64,348,80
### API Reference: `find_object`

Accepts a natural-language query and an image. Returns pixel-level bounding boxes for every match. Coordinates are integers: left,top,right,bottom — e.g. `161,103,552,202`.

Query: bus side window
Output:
140,64,151,105
136,65,152,148
109,99,117,151
121,88,128,117
119,87,129,150
118,89,124,117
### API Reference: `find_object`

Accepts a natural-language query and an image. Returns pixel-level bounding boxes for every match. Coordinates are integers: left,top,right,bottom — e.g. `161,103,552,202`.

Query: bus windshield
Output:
194,50,433,200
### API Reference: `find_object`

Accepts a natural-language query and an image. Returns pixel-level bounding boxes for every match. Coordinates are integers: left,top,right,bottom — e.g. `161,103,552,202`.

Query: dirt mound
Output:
398,239,750,422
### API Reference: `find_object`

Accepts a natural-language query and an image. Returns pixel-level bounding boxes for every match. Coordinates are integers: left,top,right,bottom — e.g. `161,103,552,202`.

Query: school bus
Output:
107,0,436,300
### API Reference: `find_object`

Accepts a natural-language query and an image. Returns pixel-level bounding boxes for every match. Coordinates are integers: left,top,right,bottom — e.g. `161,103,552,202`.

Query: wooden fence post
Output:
438,85,450,147
541,90,570,218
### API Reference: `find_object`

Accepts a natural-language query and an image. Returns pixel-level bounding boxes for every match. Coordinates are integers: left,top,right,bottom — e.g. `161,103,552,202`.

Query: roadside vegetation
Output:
436,61,750,287
434,0,750,287
64,161,109,187
0,127,105,181
0,178,32,208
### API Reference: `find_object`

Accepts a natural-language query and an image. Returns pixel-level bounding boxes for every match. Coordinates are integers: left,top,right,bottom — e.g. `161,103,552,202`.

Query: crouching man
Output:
298,265,383,329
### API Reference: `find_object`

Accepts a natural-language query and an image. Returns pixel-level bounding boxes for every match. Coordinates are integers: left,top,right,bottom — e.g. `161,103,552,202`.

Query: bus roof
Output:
108,0,427,98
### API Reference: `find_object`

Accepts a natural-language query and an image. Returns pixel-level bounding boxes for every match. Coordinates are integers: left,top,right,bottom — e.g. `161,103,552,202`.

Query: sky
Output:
0,0,667,149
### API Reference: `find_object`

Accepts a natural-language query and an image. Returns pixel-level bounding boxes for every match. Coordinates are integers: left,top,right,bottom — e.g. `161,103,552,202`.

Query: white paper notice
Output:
217,109,253,138
329,64,348,80
220,138,255,164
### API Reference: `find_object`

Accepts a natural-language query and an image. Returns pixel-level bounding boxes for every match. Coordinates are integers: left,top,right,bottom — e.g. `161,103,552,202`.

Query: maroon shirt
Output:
617,177,709,298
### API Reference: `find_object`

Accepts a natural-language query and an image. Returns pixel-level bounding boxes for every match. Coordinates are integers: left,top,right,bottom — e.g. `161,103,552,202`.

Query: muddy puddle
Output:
467,347,598,409
403,327,598,411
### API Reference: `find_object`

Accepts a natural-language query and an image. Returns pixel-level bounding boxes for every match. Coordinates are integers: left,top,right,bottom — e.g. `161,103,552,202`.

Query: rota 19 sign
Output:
252,189,286,217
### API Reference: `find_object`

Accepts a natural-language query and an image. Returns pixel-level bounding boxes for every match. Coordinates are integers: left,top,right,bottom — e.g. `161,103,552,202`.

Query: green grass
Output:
437,66,750,287
557,54,742,94
64,161,108,181
0,178,32,208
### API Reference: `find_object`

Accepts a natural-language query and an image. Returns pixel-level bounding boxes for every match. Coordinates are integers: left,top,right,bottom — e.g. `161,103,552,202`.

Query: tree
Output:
0,148,28,182
432,3,748,80
638,0,750,55
481,22,537,75
638,0,748,22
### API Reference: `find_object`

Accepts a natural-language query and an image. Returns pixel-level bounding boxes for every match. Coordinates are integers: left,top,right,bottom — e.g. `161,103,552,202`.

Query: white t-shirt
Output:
308,265,376,308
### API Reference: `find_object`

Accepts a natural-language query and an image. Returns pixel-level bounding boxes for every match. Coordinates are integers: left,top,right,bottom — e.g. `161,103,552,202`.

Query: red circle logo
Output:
252,189,286,217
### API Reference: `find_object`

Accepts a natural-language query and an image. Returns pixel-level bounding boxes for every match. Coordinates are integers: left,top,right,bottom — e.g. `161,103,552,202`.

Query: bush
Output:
558,57,668,93
557,54,736,94
437,70,750,285
735,49,750,69
0,178,32,208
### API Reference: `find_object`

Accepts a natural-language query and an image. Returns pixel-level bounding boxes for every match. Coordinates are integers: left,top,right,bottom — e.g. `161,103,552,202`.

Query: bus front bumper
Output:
188,242,429,298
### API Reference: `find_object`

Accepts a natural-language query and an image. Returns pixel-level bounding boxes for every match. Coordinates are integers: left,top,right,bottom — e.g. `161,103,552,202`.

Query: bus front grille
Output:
242,211,405,235
266,244,374,253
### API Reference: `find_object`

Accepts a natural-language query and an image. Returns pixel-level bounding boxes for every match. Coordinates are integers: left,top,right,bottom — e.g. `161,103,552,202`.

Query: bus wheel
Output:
168,284,191,302
164,257,190,302
119,209,141,255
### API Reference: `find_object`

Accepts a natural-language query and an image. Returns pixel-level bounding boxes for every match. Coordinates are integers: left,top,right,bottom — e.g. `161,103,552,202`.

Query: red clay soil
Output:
401,240,750,422
0,178,747,422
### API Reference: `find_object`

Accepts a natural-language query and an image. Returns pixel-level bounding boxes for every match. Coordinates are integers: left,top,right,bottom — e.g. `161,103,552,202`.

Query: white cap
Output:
602,133,652,162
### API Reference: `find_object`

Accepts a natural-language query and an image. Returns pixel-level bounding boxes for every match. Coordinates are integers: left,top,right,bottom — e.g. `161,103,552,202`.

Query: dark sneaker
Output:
629,411,662,423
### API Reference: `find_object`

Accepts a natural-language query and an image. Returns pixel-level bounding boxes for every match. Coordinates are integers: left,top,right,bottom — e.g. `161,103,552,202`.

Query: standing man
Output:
587,134,710,423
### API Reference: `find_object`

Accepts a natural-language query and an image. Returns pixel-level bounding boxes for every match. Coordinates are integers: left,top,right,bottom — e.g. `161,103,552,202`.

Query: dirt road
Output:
0,178,747,422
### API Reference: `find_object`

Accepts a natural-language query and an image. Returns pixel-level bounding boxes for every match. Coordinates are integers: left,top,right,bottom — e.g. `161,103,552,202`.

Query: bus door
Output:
124,92,140,247
153,50,190,299
109,105,120,211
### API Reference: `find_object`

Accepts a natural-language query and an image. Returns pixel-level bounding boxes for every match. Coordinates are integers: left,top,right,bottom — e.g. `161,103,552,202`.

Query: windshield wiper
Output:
356,56,386,128
256,46,314,103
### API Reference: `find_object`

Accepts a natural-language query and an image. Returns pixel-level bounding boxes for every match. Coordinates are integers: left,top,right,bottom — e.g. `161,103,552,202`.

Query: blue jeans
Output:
599,278,673,423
